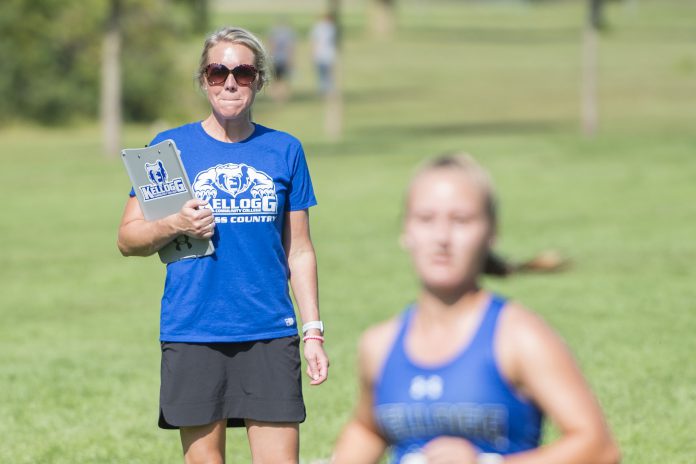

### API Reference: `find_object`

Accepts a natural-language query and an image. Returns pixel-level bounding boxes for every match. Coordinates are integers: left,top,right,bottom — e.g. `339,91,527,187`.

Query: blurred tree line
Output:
0,0,206,126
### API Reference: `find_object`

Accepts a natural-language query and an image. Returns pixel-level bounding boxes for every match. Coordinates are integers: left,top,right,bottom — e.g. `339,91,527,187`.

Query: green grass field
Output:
1,0,695,462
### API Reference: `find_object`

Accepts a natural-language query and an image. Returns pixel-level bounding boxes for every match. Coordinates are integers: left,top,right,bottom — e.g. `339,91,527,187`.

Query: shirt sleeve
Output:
286,143,317,211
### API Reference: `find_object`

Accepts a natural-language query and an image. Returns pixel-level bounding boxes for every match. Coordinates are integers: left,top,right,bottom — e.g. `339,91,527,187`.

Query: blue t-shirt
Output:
131,122,317,342
374,295,542,462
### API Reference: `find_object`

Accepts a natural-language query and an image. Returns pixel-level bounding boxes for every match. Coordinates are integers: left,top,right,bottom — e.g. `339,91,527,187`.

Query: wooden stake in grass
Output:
325,0,343,141
582,0,606,137
581,21,598,137
369,0,396,40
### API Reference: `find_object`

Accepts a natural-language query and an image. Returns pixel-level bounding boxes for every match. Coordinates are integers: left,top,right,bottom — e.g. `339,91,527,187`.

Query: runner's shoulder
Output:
358,316,402,382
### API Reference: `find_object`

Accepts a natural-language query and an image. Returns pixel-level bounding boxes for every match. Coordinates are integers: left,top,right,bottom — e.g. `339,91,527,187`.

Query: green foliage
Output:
1,1,695,462
0,0,193,125
120,0,192,122
0,0,103,123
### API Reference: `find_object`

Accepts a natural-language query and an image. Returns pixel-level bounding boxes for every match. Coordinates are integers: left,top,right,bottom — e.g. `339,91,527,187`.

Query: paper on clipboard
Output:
121,139,215,263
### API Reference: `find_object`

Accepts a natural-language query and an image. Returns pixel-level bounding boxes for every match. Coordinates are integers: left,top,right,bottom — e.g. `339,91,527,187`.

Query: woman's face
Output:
203,42,261,122
403,169,494,293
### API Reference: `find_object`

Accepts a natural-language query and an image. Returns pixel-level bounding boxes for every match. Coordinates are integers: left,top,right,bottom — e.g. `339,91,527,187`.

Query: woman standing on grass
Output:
117,26,328,463
332,154,619,464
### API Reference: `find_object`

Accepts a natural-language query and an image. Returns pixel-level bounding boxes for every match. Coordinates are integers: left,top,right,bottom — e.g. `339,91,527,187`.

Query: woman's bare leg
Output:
245,419,299,464
180,419,227,464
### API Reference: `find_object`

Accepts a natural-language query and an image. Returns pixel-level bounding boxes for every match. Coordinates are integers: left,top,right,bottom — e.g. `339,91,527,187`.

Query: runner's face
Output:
204,42,261,122
403,169,493,292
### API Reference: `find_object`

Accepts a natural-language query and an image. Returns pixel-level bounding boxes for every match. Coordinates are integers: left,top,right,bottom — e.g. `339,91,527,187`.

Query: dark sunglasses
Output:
205,63,258,86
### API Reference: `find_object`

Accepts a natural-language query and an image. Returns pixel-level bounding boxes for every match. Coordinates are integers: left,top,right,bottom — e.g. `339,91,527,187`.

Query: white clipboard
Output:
121,139,215,264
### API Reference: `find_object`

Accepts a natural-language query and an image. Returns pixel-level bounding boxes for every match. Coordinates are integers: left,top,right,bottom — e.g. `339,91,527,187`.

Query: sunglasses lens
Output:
206,64,258,86
232,65,257,86
206,64,229,85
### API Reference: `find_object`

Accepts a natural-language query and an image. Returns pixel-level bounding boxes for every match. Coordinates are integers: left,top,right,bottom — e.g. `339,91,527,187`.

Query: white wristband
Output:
302,320,324,334
478,453,504,464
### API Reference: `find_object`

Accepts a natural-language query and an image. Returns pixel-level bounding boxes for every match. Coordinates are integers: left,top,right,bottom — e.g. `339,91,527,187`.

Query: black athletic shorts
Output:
158,335,305,429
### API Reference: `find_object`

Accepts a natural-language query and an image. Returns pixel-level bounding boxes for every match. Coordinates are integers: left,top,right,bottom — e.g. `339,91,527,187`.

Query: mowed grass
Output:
1,0,695,462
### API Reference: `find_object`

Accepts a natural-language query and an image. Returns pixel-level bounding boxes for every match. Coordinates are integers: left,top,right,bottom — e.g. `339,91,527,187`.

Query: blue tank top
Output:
373,295,542,462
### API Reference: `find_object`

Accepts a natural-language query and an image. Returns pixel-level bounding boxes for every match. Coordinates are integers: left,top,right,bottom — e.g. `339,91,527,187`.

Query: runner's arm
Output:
332,330,389,463
500,307,620,464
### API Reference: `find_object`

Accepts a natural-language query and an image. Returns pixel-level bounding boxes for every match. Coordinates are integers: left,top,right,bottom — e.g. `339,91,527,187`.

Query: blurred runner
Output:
332,153,618,464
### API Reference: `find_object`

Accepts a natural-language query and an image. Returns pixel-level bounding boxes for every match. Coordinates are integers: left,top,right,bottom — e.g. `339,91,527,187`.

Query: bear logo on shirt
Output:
193,163,275,202
192,163,278,220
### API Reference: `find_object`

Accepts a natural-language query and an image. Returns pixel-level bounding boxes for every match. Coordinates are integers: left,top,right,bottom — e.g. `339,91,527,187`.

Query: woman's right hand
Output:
174,199,215,239
118,197,215,257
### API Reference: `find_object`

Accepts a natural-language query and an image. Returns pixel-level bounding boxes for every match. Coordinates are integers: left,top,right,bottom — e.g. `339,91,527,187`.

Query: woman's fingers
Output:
305,343,329,385
176,200,215,238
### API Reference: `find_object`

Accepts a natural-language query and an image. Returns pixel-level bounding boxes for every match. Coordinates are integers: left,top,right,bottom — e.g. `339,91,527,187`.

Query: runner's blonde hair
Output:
406,152,497,226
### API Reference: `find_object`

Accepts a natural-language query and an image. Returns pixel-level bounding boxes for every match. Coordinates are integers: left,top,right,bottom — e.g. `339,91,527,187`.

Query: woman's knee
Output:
184,453,224,464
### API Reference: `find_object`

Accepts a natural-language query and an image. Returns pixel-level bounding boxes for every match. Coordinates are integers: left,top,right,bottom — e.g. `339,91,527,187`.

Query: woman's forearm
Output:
118,197,214,257
117,215,180,257
504,430,620,464
287,246,320,326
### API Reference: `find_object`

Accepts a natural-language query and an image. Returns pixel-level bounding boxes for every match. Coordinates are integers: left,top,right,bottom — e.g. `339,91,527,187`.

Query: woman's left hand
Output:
422,436,478,464
303,340,329,385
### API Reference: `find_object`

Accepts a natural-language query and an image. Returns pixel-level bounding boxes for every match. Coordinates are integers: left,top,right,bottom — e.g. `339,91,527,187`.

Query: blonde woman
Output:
118,27,328,463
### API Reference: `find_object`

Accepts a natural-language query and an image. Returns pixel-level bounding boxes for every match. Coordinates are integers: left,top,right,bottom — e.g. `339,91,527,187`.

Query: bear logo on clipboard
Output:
139,159,187,202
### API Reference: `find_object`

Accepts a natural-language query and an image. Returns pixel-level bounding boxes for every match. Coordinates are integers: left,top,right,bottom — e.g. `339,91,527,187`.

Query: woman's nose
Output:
224,73,238,90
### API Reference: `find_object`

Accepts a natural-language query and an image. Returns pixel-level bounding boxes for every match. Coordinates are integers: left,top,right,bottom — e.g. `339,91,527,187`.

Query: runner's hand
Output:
422,436,478,464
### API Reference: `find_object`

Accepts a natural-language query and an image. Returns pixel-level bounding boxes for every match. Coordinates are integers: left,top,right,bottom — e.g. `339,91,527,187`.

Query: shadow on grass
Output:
268,86,422,105
305,118,573,158
355,118,573,138
404,26,581,44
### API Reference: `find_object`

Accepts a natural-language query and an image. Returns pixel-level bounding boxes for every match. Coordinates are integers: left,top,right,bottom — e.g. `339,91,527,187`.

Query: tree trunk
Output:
589,0,605,31
369,0,396,40
325,58,343,141
191,0,209,34
581,2,599,137
329,0,342,48
101,0,122,157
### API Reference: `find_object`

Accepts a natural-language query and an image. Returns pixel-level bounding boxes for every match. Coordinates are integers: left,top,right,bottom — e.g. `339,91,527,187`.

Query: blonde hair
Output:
407,152,498,226
196,26,271,89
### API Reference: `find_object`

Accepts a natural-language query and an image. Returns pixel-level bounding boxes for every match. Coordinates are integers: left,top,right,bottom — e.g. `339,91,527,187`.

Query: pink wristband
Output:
303,335,325,343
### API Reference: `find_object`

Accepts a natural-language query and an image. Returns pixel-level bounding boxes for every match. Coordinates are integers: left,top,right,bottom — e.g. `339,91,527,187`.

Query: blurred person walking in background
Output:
268,16,296,103
310,13,338,96
117,26,328,464
332,154,619,464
